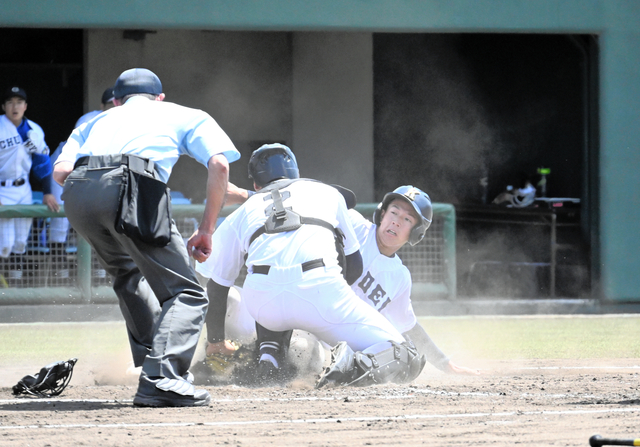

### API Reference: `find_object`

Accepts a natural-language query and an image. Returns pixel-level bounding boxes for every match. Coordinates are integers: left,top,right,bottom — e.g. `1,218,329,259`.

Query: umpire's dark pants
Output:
62,155,208,381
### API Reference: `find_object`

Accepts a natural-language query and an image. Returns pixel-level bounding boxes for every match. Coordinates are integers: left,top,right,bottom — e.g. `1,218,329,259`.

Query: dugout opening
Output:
0,28,84,156
373,33,598,299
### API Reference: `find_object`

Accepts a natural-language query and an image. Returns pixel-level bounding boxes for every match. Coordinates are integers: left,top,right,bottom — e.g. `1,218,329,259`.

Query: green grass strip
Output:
1,316,639,366
419,315,640,359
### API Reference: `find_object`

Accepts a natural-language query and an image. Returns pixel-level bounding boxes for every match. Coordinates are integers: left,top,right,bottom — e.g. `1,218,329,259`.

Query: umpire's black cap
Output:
3,86,27,102
114,68,162,99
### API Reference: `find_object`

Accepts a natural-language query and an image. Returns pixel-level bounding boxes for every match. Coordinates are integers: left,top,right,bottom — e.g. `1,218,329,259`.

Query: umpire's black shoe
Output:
133,376,211,407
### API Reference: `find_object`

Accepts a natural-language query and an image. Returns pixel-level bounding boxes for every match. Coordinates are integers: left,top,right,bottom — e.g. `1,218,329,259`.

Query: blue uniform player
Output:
48,86,116,276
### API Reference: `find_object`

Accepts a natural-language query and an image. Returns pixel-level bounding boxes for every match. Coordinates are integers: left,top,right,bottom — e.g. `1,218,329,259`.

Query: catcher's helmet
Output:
373,185,433,246
248,143,299,188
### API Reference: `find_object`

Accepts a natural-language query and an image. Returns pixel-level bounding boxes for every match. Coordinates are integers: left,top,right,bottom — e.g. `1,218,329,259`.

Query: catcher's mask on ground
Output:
12,358,78,398
373,185,433,245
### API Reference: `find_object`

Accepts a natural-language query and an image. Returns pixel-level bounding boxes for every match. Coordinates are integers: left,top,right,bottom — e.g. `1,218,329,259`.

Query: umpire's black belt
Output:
252,258,325,275
74,154,157,175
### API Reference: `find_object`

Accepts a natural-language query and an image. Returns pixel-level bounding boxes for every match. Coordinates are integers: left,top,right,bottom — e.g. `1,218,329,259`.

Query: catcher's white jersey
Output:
197,180,360,286
348,209,417,334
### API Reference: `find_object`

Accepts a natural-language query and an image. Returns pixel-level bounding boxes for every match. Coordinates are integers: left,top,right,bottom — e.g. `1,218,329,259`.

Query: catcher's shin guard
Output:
316,341,425,389
403,343,428,383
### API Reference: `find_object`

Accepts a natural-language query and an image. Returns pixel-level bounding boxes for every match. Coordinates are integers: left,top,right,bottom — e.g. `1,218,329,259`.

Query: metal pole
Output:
77,237,93,303
550,213,557,297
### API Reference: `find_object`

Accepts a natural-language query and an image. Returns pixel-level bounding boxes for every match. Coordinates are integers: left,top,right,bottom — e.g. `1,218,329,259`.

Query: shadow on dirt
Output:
0,399,131,412
568,399,640,406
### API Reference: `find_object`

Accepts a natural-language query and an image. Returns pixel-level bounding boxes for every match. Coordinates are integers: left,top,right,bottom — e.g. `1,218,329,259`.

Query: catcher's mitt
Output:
205,342,255,375
12,358,78,398
192,342,258,386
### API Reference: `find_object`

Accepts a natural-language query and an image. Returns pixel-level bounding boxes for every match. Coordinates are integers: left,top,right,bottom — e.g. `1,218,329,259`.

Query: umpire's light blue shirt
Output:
57,96,240,183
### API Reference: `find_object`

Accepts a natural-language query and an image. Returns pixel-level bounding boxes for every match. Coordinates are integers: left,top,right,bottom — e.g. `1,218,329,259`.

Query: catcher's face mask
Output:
12,358,78,398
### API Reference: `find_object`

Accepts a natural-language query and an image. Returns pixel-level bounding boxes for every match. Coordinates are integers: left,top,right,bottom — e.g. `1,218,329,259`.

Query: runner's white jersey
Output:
348,209,417,334
197,180,360,287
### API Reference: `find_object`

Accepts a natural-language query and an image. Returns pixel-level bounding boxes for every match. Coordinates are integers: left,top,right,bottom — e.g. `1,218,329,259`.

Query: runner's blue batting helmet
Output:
373,185,433,245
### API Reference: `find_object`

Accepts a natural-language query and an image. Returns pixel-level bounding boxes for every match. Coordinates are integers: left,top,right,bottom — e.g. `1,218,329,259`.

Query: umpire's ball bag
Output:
115,166,172,247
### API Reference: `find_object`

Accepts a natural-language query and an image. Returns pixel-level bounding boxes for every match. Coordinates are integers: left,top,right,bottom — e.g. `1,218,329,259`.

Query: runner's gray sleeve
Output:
403,323,450,371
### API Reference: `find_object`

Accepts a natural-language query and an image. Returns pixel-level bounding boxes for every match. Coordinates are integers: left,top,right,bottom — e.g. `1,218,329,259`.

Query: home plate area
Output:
1,359,639,446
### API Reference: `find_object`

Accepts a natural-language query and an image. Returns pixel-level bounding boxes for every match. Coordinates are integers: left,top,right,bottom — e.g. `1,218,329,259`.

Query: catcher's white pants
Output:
223,286,257,345
242,263,405,352
213,286,327,374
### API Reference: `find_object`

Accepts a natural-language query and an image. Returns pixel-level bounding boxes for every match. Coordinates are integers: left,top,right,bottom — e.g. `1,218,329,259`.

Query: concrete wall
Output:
87,29,294,199
599,30,640,300
86,29,373,202
292,32,374,201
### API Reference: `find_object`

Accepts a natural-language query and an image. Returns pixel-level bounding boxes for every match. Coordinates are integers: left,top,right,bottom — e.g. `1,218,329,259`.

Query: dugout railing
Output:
0,203,456,304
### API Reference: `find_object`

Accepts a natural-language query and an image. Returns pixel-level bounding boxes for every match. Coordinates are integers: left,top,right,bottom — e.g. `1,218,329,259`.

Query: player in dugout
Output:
0,86,58,283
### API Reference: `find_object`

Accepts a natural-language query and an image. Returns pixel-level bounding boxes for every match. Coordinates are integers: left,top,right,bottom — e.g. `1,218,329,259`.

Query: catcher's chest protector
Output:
249,185,347,274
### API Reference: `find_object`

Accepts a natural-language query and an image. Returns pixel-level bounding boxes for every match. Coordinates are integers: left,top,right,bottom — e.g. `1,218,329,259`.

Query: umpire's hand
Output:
187,229,213,263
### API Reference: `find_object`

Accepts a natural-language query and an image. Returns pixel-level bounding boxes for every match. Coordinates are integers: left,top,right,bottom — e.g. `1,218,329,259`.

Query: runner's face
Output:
376,199,418,256
2,97,27,126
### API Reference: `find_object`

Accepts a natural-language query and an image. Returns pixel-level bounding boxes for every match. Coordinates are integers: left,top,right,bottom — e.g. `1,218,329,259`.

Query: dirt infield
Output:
2,358,640,446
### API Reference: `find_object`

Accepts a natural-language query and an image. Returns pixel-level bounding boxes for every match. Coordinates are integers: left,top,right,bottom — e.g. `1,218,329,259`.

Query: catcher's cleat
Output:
133,375,210,407
315,342,356,389
12,358,78,398
246,359,298,387
255,360,281,386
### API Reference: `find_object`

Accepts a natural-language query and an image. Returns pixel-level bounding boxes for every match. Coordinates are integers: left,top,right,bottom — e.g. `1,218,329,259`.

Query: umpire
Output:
53,68,240,407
